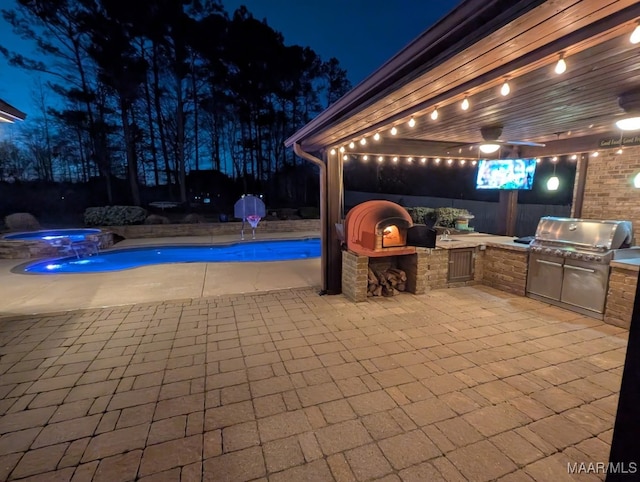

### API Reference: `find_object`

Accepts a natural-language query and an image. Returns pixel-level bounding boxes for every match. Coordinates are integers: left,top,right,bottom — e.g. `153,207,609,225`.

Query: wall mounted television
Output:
475,158,537,190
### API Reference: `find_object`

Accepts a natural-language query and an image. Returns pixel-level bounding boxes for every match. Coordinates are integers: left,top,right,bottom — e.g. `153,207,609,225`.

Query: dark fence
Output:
345,191,571,237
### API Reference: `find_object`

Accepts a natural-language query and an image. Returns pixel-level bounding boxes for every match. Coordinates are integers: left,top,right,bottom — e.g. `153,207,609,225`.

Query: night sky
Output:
0,0,461,118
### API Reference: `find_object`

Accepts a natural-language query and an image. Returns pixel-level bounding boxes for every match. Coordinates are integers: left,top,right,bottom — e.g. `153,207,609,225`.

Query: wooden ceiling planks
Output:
299,0,640,152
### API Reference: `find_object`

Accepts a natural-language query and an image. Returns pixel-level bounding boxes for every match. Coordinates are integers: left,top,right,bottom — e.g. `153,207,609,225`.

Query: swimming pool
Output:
4,229,102,242
21,238,321,274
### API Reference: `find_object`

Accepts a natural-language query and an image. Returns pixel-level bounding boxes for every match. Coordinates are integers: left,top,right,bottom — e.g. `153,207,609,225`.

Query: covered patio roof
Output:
0,99,27,123
286,0,640,158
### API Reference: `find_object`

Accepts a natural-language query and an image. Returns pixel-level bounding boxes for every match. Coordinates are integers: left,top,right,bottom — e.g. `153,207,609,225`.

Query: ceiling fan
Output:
460,125,546,154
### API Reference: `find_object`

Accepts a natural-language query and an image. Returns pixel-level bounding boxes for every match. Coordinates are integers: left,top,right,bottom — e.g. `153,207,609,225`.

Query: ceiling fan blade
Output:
503,140,546,147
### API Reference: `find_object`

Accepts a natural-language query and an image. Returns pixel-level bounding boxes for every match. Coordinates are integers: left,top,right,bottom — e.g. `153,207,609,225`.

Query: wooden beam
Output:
571,154,588,218
498,190,518,235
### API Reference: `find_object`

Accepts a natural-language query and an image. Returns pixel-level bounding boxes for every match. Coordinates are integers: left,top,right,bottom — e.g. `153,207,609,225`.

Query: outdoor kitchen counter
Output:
435,233,529,251
610,257,640,272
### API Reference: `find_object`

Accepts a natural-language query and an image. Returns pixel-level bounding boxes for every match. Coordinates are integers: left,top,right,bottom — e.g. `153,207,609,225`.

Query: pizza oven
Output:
344,200,420,257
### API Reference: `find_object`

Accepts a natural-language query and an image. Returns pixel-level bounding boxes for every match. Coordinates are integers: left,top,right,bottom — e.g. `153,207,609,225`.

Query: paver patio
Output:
0,285,626,481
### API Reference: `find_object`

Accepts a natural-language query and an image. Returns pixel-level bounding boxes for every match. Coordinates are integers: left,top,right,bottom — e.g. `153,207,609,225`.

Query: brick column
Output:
341,251,369,302
605,265,639,329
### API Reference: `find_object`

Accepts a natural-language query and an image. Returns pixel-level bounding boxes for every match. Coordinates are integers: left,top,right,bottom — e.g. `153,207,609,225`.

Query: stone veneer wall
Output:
580,145,640,241
0,231,114,259
342,250,369,302
424,249,449,290
605,265,638,329
481,246,529,296
107,219,320,238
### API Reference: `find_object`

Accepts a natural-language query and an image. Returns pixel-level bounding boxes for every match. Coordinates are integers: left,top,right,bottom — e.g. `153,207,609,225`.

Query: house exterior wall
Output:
581,146,640,242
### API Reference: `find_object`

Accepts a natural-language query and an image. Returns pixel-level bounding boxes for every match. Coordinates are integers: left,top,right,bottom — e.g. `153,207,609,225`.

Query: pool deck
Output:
0,232,320,317
0,232,628,481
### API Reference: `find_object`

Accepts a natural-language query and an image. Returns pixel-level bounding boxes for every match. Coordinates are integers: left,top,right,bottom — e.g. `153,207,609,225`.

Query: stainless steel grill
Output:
526,216,636,318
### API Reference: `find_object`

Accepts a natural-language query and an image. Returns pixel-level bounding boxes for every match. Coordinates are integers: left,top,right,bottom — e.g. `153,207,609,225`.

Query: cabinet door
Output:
448,248,474,282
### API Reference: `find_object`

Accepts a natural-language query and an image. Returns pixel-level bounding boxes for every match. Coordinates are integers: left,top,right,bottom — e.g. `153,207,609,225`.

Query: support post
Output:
326,150,343,294
497,190,518,236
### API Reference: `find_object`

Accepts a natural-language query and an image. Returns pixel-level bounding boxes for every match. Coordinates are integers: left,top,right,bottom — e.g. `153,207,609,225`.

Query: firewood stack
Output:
367,267,407,297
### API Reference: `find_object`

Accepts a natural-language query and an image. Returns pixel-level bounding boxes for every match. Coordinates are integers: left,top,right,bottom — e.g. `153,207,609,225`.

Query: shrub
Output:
84,206,147,226
182,213,206,224
298,206,320,219
4,213,41,232
435,207,471,228
404,207,436,224
144,214,171,225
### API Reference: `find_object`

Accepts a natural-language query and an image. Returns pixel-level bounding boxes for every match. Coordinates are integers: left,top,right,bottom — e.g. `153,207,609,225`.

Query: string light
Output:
431,108,438,120
631,23,640,44
360,138,366,146
349,142,355,149
447,158,453,165
390,127,398,136
330,148,336,155
374,132,381,141
377,156,383,162
393,156,398,162
362,155,368,161
555,54,566,74
500,81,510,96
421,157,427,164
460,159,466,165
408,117,416,128
570,154,577,160
471,160,477,166
592,151,599,157
407,157,413,163
617,149,624,155
461,97,470,111
435,158,441,164
343,154,348,161
552,156,558,162
535,158,541,163
339,146,345,153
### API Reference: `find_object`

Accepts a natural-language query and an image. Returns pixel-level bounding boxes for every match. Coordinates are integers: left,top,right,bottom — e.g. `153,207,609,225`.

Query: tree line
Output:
0,0,351,207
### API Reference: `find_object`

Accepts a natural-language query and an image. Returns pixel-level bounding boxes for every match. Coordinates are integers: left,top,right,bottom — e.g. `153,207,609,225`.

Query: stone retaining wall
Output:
107,219,320,238
0,231,114,260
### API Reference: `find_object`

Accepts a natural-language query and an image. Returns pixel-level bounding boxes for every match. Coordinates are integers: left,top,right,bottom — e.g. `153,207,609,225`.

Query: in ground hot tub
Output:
0,229,114,259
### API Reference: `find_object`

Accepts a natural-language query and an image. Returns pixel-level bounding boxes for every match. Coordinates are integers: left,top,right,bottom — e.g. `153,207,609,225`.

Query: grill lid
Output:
533,217,632,250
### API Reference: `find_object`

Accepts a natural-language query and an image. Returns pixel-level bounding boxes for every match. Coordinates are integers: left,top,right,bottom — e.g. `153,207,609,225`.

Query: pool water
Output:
4,229,101,242
22,238,321,274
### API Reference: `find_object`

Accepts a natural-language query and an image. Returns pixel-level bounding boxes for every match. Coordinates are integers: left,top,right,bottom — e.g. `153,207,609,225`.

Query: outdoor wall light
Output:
479,143,500,154
555,55,567,74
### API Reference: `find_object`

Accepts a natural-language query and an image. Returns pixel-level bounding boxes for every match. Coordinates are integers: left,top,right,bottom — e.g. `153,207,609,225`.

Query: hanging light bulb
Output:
447,158,453,165
555,55,567,74
471,160,477,166
330,148,336,156
431,108,438,120
552,156,558,162
349,141,355,149
408,117,416,128
390,127,398,136
362,155,368,161
373,132,381,141
343,154,348,161
631,23,640,44
377,156,384,162
339,146,345,153
460,160,466,165
535,158,541,163
407,157,413,163
393,156,398,163
421,157,427,164
570,154,577,160
360,138,366,146
461,97,470,111
500,81,510,96
435,158,441,164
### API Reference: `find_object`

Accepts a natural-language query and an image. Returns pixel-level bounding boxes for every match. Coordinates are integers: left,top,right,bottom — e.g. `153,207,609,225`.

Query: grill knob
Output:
595,256,601,262
554,249,562,256
544,248,552,254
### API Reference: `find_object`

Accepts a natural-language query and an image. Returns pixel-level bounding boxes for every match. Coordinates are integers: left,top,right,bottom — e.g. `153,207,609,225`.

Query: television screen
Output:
475,158,537,190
